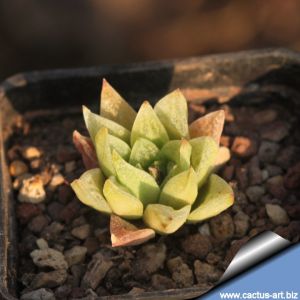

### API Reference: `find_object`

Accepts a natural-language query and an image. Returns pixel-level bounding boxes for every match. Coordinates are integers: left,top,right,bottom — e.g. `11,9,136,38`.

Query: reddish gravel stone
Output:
284,162,300,189
47,201,64,221
253,109,278,125
210,213,234,241
266,176,288,200
17,203,42,224
231,137,258,158
284,204,300,219
181,233,212,259
260,121,290,142
28,214,50,234
59,200,80,224
151,274,176,290
248,156,263,185
56,146,79,163
235,166,248,190
276,146,300,170
194,260,222,283
258,141,280,163
83,237,99,255
58,185,73,204
287,221,300,240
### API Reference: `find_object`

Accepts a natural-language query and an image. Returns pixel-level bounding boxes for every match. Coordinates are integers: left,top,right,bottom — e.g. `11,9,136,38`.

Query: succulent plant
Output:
71,79,234,247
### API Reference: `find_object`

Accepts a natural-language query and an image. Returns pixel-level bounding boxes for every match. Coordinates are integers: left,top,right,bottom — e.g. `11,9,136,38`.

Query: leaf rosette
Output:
71,80,234,246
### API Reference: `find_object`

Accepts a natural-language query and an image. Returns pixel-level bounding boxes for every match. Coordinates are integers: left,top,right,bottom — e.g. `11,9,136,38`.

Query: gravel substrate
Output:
6,99,300,299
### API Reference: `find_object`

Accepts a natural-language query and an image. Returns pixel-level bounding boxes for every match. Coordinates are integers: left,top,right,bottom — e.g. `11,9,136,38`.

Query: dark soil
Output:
7,99,300,299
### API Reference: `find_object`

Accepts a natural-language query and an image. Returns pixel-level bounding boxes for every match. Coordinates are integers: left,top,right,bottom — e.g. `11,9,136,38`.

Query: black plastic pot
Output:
1,48,300,300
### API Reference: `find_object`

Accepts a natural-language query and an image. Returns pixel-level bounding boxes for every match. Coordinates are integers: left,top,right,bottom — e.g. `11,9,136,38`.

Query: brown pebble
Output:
194,260,222,283
231,136,257,158
235,166,248,190
222,165,235,181
83,237,99,255
22,146,42,160
56,146,79,163
9,160,28,177
248,156,263,185
30,269,67,289
58,185,73,204
7,145,21,161
284,204,300,219
17,203,42,224
276,146,300,170
284,162,300,189
59,200,80,224
81,252,113,290
133,243,167,280
28,214,50,234
30,158,42,171
210,213,234,241
258,141,280,163
206,253,221,265
260,121,289,142
234,211,250,237
18,175,46,204
47,202,64,221
181,233,212,259
71,224,91,240
266,204,289,225
151,274,176,290
266,176,288,200
253,109,278,125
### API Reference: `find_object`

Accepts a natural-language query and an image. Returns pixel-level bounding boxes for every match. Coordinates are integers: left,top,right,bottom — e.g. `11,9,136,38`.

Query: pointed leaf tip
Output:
83,105,131,143
100,80,136,130
72,130,98,170
131,101,169,148
110,215,155,247
189,110,225,144
154,89,189,139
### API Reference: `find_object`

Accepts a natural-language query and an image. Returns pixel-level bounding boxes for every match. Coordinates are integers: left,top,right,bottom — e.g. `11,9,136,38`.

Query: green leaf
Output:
187,174,234,223
103,177,143,219
71,168,112,214
112,150,160,206
154,89,189,139
160,139,191,170
83,105,130,143
129,138,159,169
130,101,169,148
190,136,219,187
95,127,131,177
143,204,191,235
159,167,198,209
108,133,131,161
100,79,137,130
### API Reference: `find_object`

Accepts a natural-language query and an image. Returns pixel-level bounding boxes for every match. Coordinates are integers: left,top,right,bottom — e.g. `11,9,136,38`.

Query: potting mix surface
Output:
6,100,300,299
